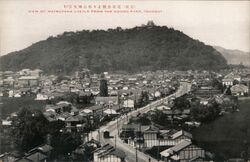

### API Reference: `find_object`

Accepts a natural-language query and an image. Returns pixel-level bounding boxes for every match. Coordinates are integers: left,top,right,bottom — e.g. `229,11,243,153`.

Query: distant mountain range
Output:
214,46,250,67
0,23,228,74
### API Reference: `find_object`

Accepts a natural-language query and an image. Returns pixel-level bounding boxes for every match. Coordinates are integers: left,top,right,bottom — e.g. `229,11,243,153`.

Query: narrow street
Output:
91,82,191,162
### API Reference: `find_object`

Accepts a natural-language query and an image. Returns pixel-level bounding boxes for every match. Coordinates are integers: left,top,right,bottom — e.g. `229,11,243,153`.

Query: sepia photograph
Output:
0,0,250,162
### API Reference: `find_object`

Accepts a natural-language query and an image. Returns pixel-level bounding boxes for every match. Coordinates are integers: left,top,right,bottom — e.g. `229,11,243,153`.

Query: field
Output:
192,99,250,159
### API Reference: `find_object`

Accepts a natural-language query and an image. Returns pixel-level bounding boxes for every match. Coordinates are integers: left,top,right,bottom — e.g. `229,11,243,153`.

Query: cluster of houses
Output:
160,139,206,162
189,71,245,113
222,71,249,96
0,139,127,162
0,69,42,97
1,68,249,100
118,123,210,162
1,68,250,162
93,144,126,162
0,68,179,101
1,68,181,134
150,102,193,124
0,144,53,162
42,99,124,134
72,138,126,162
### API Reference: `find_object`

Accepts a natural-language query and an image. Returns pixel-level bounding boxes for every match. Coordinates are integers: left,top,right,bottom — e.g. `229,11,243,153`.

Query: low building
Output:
36,93,49,100
22,151,47,162
156,103,171,111
45,105,63,113
65,115,85,132
160,140,205,162
231,84,249,96
0,145,50,162
142,125,159,148
78,92,94,104
222,78,234,87
123,99,135,109
87,105,104,114
0,152,22,162
3,77,15,87
72,139,101,161
30,69,43,77
193,86,222,98
18,76,39,87
144,129,192,148
95,96,119,105
28,144,53,158
103,109,119,116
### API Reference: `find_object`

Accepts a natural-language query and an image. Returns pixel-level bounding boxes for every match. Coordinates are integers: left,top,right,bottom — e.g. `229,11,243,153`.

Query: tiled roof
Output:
95,97,118,102
231,84,248,92
161,140,192,157
160,148,173,157
65,116,80,122
19,76,38,80
171,140,192,152
56,101,72,106
80,109,93,114
45,104,60,111
87,105,103,111
94,144,126,159
104,109,118,115
26,152,47,162
171,130,192,139
142,125,159,133
28,144,53,154
37,144,53,153
112,149,126,159
15,158,32,162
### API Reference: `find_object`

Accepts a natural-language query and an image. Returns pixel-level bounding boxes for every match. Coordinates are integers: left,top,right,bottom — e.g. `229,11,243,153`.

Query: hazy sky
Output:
0,0,249,56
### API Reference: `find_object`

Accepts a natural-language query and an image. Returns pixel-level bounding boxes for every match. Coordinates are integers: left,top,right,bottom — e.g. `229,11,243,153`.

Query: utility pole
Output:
117,117,120,135
115,135,117,149
123,124,126,142
98,129,100,142
157,139,160,161
126,111,129,123
102,104,104,117
139,124,141,151
135,146,138,162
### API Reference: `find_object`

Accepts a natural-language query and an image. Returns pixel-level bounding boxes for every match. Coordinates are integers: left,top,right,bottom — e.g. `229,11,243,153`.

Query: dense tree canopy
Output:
99,79,108,97
0,25,227,74
10,107,66,153
136,91,149,108
10,107,49,151
190,101,221,122
173,96,191,111
51,132,81,157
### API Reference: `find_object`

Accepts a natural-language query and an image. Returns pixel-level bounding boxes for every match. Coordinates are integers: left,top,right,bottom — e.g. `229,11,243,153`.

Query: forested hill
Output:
0,24,228,74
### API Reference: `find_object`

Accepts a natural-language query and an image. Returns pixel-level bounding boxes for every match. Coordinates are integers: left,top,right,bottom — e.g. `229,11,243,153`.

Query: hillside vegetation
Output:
0,23,227,74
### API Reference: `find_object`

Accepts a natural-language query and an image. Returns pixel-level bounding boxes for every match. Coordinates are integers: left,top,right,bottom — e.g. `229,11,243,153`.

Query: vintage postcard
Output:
0,0,250,162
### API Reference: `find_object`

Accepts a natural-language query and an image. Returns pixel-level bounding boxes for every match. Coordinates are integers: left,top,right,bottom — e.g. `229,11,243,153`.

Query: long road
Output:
90,82,191,162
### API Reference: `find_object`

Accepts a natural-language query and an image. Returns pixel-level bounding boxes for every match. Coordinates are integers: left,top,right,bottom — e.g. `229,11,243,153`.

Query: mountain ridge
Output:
214,46,250,66
0,24,228,74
